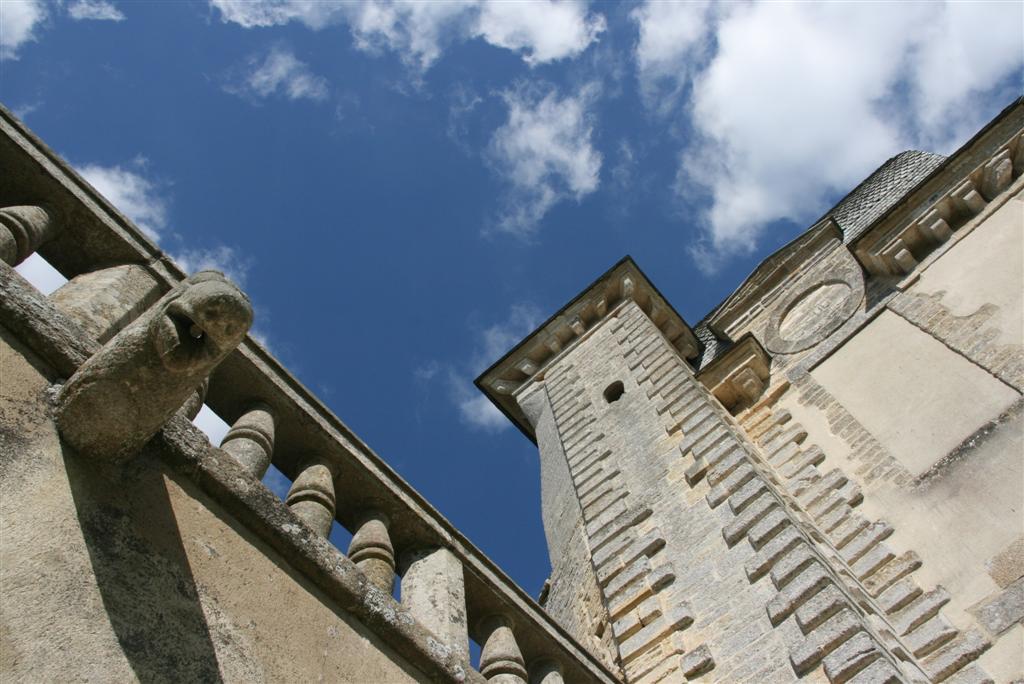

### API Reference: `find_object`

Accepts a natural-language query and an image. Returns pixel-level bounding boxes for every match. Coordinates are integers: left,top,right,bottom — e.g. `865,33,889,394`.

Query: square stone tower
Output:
478,259,805,682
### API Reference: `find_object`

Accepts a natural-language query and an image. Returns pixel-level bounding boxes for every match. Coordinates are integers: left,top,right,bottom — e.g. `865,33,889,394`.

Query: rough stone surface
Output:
55,270,253,461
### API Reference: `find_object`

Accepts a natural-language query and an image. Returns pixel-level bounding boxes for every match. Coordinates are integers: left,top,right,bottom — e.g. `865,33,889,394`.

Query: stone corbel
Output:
696,335,771,415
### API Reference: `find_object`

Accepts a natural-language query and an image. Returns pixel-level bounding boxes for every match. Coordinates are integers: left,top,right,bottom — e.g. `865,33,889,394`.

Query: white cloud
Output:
15,253,68,295
68,0,126,22
173,245,250,286
487,82,602,237
230,47,329,102
474,1,605,67
629,0,1024,269
418,304,540,432
1,0,46,59
78,162,168,240
456,393,508,431
209,1,605,72
630,0,714,113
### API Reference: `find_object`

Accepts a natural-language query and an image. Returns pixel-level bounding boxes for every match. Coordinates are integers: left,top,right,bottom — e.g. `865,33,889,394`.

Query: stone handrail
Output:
0,104,620,684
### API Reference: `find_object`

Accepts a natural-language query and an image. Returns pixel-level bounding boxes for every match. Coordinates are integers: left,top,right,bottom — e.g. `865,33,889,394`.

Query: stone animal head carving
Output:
56,270,252,462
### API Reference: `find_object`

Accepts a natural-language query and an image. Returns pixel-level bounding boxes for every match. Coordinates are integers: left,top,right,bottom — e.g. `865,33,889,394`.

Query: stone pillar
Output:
399,546,470,663
478,615,528,684
285,459,336,539
528,659,564,684
219,402,276,478
0,205,56,266
348,510,395,593
178,377,208,421
55,271,252,461
50,263,163,343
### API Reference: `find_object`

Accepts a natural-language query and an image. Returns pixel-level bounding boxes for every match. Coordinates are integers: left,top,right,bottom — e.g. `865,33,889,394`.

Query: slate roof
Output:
830,150,946,244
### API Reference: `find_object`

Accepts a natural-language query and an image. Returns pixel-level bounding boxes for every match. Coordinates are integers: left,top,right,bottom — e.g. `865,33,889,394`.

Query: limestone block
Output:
400,547,470,664
863,551,922,598
795,584,848,634
55,271,253,461
789,609,863,675
920,629,991,682
891,587,951,636
949,179,986,217
746,526,803,582
767,563,830,625
678,644,714,678
980,150,1013,201
50,263,162,343
969,576,1024,637
845,657,902,684
822,631,882,683
904,615,957,658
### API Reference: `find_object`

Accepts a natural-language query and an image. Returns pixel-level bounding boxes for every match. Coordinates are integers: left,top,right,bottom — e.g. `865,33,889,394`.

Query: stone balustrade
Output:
0,103,619,684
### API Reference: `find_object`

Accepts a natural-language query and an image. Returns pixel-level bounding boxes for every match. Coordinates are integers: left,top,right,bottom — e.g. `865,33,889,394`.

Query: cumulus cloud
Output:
418,304,541,432
228,47,329,102
173,245,251,286
630,0,714,113
630,0,1024,270
453,304,542,431
1,0,46,59
68,0,126,22
78,161,169,240
487,82,602,237
474,1,605,67
209,1,605,73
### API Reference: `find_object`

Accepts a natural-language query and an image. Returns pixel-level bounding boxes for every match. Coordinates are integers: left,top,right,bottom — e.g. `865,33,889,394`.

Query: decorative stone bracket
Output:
696,335,771,414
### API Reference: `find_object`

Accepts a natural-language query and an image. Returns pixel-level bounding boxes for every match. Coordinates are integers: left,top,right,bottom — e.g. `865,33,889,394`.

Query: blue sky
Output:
4,0,1022,600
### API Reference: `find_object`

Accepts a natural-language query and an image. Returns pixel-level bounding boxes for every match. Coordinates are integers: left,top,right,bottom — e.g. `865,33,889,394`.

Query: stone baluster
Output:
0,205,56,266
50,264,162,343
218,402,276,478
55,271,252,461
478,614,528,684
399,546,470,663
528,659,564,684
178,377,209,421
285,459,337,539
348,510,395,593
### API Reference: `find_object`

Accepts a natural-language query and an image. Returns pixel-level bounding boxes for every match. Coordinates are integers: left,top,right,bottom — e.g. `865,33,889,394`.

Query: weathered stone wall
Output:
744,170,1024,681
0,325,429,683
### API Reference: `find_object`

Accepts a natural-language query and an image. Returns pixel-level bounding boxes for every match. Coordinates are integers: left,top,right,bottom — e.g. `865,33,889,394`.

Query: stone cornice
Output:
853,98,1023,276
475,256,699,441
695,334,771,415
